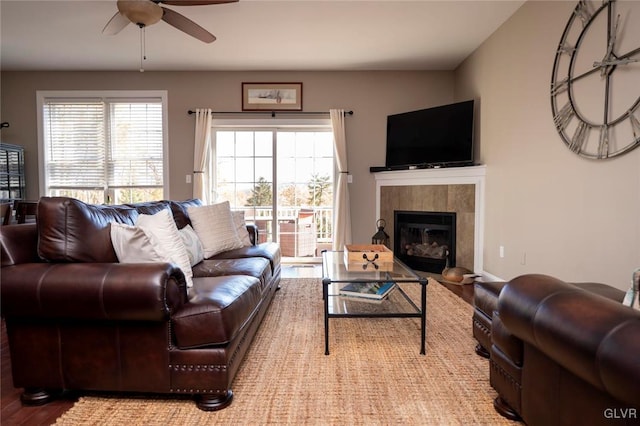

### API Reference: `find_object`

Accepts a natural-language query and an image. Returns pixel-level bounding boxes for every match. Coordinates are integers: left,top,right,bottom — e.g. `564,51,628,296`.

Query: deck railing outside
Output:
239,207,333,256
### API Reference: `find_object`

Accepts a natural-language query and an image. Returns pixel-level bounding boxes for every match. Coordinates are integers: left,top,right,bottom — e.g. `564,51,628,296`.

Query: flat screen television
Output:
384,100,474,169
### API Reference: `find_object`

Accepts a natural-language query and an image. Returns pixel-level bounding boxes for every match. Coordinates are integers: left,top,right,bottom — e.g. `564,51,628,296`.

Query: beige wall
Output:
0,70,454,247
455,1,640,289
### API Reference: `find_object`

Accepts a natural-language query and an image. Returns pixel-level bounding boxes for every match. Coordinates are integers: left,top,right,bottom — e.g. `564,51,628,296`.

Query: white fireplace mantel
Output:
374,165,486,272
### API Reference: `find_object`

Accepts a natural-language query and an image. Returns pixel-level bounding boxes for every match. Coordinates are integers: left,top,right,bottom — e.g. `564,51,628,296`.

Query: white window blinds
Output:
40,94,165,203
108,102,163,188
43,99,105,190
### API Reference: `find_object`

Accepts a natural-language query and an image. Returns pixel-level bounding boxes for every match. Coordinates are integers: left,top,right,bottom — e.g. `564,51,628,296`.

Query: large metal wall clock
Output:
551,0,640,159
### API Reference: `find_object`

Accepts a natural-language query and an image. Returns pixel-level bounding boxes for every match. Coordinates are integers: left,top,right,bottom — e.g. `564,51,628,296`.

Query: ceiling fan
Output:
103,0,238,43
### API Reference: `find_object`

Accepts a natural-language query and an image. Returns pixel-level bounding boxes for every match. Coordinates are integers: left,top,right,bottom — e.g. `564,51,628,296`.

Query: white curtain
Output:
330,109,352,250
193,108,213,203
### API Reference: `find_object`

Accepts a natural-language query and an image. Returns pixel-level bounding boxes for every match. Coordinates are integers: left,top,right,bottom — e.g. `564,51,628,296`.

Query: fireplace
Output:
394,210,456,273
375,165,486,273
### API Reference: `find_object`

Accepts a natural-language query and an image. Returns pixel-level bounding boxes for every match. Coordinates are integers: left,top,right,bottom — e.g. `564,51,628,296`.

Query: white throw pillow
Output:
187,201,244,258
136,209,194,288
110,222,164,263
232,210,252,247
179,224,205,266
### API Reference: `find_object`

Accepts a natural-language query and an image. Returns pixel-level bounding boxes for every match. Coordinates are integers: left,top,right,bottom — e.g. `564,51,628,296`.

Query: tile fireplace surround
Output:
374,165,486,273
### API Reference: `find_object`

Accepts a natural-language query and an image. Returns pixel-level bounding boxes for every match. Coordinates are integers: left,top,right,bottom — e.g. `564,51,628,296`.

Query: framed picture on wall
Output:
242,82,303,111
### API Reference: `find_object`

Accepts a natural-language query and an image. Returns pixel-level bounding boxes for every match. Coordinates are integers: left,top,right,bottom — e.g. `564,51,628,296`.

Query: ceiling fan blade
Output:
102,11,131,35
157,0,238,5
161,7,216,43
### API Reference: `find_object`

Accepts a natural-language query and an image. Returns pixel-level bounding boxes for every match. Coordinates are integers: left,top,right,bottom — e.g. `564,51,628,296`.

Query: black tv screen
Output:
385,100,474,168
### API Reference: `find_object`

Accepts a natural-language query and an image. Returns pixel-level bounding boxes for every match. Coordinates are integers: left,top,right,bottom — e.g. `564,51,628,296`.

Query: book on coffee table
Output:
339,281,396,300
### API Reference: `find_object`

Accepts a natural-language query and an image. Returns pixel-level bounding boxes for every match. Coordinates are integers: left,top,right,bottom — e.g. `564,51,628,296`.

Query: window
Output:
37,91,168,204
212,120,334,257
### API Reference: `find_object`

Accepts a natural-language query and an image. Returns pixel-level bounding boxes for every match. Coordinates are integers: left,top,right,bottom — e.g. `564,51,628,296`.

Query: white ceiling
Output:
0,0,525,72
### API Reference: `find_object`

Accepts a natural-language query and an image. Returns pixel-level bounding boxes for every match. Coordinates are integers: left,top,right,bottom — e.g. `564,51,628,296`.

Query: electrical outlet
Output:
499,245,505,258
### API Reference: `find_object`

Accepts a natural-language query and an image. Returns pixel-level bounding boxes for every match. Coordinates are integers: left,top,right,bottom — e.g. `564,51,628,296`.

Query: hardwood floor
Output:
1,264,475,425
428,275,475,305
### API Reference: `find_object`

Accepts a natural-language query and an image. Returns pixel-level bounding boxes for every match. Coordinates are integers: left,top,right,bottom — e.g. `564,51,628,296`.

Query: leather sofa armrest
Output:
246,223,258,245
1,263,187,321
499,274,640,407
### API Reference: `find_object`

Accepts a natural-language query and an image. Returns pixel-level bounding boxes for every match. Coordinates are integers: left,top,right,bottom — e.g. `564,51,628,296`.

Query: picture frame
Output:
242,82,303,111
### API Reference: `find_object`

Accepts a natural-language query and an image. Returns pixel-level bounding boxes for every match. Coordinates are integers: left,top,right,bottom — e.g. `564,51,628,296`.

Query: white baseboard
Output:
479,270,506,282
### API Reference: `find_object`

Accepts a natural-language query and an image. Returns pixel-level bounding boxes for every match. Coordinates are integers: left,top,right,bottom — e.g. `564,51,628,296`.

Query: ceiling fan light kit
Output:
103,0,238,70
118,0,163,26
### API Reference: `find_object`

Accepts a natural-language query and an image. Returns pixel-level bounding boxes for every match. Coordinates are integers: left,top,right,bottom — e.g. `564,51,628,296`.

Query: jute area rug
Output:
54,278,513,425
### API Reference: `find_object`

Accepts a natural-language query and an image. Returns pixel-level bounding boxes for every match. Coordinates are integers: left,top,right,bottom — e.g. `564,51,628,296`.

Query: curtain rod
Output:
188,110,353,118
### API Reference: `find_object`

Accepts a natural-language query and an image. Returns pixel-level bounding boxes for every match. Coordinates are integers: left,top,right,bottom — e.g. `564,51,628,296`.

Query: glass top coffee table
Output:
321,250,428,355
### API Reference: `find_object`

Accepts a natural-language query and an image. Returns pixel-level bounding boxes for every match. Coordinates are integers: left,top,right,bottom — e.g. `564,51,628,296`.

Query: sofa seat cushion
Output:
192,257,272,291
210,242,281,273
172,275,262,348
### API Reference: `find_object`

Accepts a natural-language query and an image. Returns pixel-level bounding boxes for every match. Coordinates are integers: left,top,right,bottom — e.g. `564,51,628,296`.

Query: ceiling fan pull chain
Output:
139,24,146,73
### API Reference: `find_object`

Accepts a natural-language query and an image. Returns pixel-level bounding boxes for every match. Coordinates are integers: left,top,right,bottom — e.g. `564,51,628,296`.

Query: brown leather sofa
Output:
0,196,281,411
475,274,640,425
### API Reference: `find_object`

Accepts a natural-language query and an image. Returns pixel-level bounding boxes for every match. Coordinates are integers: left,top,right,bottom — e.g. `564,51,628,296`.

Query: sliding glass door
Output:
213,125,334,258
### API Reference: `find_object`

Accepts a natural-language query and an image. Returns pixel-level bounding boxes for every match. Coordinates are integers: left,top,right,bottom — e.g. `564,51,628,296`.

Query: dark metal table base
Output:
323,277,428,355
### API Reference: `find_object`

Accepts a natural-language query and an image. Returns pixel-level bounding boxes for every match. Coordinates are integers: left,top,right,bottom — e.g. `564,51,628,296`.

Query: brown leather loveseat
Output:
480,274,640,425
1,196,281,411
